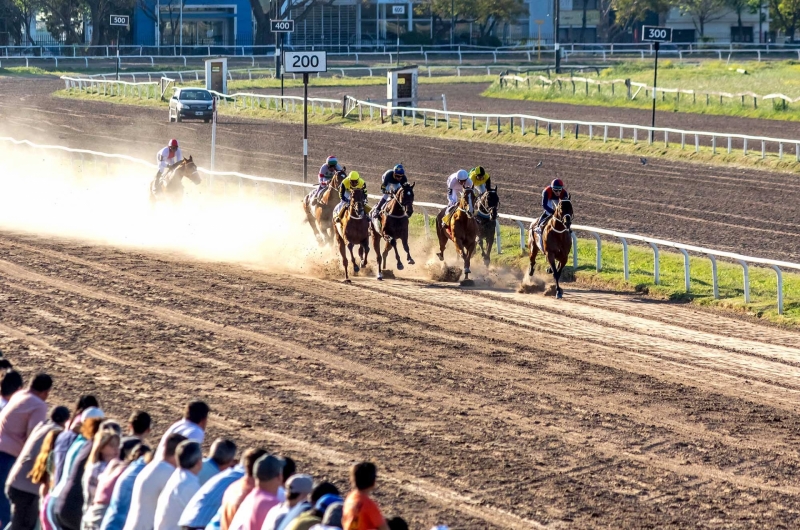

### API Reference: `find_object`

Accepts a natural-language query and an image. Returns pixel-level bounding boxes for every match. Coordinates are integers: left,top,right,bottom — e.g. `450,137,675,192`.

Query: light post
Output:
450,0,454,47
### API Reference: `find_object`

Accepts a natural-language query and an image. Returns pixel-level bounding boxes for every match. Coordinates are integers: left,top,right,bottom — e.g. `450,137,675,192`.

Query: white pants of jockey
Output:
475,184,487,195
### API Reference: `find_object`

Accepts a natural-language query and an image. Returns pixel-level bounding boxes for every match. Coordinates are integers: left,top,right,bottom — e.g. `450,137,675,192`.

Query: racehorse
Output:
475,186,500,267
150,156,201,204
435,188,479,282
334,187,370,282
528,199,573,299
370,182,415,280
302,170,345,245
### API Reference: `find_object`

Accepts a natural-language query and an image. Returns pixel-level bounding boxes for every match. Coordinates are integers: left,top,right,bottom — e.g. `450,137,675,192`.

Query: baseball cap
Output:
254,454,285,481
80,407,104,422
315,494,343,513
286,474,314,495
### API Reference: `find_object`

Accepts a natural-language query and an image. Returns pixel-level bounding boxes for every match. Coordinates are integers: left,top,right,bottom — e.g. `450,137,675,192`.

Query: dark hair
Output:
128,412,151,435
1,371,23,397
242,448,268,478
176,441,203,469
387,517,409,530
351,462,377,491
75,395,99,414
126,443,151,463
281,456,296,485
164,433,187,459
30,374,53,393
50,406,71,425
210,439,237,467
184,401,210,424
0,360,12,371
310,482,340,505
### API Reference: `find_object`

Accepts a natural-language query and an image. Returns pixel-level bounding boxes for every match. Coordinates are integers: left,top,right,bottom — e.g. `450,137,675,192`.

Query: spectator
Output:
123,433,187,530
81,427,123,527
154,441,203,530
0,373,53,527
277,483,339,530
178,450,265,530
5,405,69,530
29,429,62,497
86,444,149,530
0,371,24,410
262,474,313,530
54,396,100,483
342,463,388,530
308,503,343,530
218,449,267,530
46,412,105,530
156,403,209,459
98,445,153,530
285,495,342,530
197,439,237,486
57,420,122,530
228,455,283,530
121,413,152,461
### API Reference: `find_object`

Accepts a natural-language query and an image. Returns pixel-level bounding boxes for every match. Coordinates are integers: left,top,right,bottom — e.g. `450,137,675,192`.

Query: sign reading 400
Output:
284,51,327,73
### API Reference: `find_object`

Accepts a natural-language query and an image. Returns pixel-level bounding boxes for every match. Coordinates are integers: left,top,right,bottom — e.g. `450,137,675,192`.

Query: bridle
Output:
476,190,498,221
347,189,366,220
549,199,572,234
385,186,412,219
457,188,475,218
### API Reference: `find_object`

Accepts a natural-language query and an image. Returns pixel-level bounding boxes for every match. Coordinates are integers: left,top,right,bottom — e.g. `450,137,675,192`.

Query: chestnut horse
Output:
475,186,500,267
435,188,478,282
334,187,370,282
528,199,574,299
150,156,201,204
370,182,415,280
302,170,345,245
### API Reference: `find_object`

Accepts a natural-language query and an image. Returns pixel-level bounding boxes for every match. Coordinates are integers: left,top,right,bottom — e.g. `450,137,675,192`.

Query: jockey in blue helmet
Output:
373,164,408,215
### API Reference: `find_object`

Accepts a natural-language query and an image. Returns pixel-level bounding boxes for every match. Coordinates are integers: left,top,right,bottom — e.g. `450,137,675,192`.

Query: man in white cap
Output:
261,474,313,530
441,169,473,227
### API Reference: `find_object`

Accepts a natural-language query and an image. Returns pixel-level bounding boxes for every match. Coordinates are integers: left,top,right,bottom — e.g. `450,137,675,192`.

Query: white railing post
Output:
571,232,578,269
591,232,602,272
495,222,502,254
707,255,719,300
679,248,690,292
737,260,750,304
619,237,629,281
649,243,660,285
772,265,783,314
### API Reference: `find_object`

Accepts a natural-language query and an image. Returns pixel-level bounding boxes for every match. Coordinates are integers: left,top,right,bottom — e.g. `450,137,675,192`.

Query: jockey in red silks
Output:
154,139,182,190
536,178,570,229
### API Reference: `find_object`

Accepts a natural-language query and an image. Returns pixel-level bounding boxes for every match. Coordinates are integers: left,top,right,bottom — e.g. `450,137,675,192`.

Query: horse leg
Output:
371,232,383,280
338,238,350,283
304,203,324,244
528,236,539,277
360,240,369,269
549,255,562,298
435,213,447,261
391,239,403,270
381,240,392,270
401,233,414,265
348,242,360,274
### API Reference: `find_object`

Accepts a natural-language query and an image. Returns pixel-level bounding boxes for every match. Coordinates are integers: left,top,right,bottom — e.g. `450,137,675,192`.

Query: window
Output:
180,90,213,101
731,26,753,43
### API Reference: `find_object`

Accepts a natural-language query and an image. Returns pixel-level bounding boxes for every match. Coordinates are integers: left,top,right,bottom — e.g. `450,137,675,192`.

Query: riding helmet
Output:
456,169,469,181
551,178,564,191
393,164,405,176
348,171,361,181
168,139,179,148
327,155,338,166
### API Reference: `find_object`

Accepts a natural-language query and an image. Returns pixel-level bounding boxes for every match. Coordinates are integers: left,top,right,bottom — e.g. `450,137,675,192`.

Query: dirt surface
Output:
2,230,800,528
2,76,800,261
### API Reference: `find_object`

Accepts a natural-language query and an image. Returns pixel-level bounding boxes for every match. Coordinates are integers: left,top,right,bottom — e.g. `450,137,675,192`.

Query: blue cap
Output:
315,493,343,512
393,164,405,176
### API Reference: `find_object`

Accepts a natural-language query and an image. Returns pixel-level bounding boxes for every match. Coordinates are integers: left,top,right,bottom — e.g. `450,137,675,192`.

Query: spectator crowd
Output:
0,363,429,530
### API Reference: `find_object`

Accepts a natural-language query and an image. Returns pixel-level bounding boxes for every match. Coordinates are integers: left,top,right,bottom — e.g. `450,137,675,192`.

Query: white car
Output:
169,88,214,123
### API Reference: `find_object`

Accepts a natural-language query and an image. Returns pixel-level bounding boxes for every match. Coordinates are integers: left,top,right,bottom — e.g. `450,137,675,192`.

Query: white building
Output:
664,6,769,43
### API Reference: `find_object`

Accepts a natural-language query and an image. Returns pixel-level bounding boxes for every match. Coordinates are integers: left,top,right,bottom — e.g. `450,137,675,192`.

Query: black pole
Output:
650,41,659,142
553,0,560,74
116,29,120,80
280,33,284,103
396,15,400,66
303,72,308,184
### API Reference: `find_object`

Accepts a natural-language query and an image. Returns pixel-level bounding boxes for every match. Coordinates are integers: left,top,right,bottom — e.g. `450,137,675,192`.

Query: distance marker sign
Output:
284,51,327,73
110,15,129,26
270,19,294,32
641,26,673,43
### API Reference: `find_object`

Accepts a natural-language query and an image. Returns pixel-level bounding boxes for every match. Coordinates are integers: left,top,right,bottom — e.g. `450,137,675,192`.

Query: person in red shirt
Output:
342,463,388,530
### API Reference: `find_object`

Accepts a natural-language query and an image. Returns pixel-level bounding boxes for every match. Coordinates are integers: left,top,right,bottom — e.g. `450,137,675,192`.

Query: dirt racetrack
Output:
2,228,800,528
2,76,800,261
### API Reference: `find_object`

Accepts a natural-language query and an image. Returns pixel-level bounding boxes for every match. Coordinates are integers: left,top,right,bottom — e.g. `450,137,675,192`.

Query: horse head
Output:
459,187,475,217
349,187,366,218
174,156,201,185
479,185,500,221
556,198,573,230
399,182,415,217
332,170,346,189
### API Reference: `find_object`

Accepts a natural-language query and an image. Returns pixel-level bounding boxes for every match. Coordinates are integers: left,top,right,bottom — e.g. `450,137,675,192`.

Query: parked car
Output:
169,88,214,123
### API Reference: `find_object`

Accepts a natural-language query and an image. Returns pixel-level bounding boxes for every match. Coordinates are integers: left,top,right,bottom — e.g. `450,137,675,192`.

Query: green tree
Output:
13,0,42,44
677,0,728,38
0,0,24,44
417,0,524,44
766,0,800,40
41,0,83,44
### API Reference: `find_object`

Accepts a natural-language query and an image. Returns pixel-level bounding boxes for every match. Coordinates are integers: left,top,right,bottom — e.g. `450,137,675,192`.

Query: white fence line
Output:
1,136,797,313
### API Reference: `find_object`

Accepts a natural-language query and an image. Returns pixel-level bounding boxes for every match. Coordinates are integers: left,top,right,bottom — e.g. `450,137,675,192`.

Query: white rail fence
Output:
1,136,797,313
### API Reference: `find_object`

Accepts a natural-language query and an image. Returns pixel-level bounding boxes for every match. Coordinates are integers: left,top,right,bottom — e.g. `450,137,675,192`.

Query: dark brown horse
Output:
370,182,415,280
334,187,370,282
302,170,345,245
150,156,201,204
528,199,573,299
435,188,479,282
475,186,500,267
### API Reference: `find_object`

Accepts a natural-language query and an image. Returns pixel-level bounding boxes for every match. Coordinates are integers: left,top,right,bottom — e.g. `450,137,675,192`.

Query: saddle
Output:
533,223,544,253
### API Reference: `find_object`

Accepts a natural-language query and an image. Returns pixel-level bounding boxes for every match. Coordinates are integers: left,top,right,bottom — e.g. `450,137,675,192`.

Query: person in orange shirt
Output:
219,449,267,530
342,463,388,530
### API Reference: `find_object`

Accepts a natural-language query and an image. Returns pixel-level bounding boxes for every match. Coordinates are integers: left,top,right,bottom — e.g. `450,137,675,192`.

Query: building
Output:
133,0,254,46
662,6,768,43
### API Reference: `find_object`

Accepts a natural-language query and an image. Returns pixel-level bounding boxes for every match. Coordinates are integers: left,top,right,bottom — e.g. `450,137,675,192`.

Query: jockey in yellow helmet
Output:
469,166,491,195
334,171,368,223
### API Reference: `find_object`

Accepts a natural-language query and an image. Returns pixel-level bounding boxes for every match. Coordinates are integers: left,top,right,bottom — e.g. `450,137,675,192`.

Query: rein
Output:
383,189,411,219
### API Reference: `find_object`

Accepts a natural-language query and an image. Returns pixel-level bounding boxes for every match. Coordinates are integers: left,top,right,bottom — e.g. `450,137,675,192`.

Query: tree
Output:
603,0,675,41
677,0,728,38
417,0,524,44
13,0,42,44
0,0,24,44
41,0,83,44
766,0,800,41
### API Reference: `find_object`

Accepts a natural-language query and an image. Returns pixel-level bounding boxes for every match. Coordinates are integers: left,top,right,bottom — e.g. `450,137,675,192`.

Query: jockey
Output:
374,164,408,215
469,166,492,195
536,178,570,229
311,155,344,206
441,169,472,227
334,171,367,223
155,139,182,188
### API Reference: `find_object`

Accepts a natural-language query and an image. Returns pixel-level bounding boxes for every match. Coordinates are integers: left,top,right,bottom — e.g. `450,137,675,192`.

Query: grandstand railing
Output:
1,136,796,314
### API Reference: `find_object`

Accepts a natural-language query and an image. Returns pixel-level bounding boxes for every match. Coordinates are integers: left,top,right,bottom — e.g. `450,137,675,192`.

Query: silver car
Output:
168,88,214,123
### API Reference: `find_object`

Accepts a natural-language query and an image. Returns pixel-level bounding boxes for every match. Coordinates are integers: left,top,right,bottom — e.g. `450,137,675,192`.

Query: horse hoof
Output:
464,267,471,274
343,279,351,284
556,288,563,299
397,262,404,271
407,258,415,265
528,266,534,277
377,274,383,281
484,259,490,268
353,265,360,274
436,252,444,261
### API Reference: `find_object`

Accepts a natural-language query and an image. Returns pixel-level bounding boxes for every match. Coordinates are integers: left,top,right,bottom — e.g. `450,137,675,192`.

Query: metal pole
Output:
303,72,308,183
179,1,183,53
116,29,120,80
650,41,659,143
156,0,160,49
280,33,284,106
450,0,454,47
553,0,560,73
396,15,400,66
211,97,217,171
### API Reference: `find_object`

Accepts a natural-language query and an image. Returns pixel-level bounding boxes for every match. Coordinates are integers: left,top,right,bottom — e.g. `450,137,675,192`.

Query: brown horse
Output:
302,170,345,245
150,156,201,204
334,187,370,282
528,199,573,299
370,182,415,280
475,186,500,267
435,188,479,282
